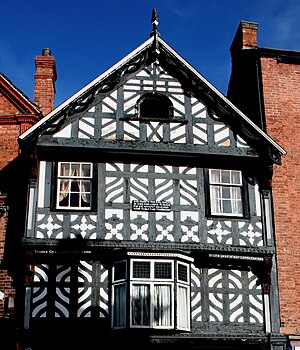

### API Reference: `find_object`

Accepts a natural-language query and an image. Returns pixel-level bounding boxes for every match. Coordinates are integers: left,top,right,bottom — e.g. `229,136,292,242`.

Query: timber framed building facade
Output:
1,10,296,350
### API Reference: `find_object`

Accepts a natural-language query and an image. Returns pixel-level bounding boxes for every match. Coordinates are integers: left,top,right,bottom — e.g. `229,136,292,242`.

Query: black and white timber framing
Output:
18,9,287,350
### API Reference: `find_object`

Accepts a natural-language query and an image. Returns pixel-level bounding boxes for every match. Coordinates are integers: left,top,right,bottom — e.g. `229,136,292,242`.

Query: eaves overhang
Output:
18,34,286,165
239,46,300,64
18,36,155,143
257,46,300,64
156,37,286,164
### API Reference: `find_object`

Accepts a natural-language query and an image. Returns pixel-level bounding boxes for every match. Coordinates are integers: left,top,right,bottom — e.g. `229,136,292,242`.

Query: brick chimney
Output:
34,48,57,116
230,20,258,53
227,20,261,127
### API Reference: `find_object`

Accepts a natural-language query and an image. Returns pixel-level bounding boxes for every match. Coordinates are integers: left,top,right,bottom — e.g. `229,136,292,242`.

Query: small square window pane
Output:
222,187,231,199
221,170,231,184
154,262,172,279
81,163,92,177
59,163,70,176
133,261,150,278
71,163,80,177
210,169,221,183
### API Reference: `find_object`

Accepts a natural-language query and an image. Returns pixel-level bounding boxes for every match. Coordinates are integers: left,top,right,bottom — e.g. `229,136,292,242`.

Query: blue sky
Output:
1,0,299,108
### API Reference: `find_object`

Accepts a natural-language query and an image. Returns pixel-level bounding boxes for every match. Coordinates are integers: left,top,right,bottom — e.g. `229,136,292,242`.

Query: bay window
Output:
111,252,192,331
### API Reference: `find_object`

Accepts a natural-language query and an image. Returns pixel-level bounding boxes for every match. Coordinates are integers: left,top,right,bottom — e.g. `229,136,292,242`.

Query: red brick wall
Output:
0,95,20,319
0,92,22,170
0,211,15,317
0,53,56,347
260,57,300,334
0,84,40,322
0,95,19,115
0,124,20,171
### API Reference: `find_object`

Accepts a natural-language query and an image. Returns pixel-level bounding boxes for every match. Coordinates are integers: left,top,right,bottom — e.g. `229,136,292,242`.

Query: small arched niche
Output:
136,92,173,121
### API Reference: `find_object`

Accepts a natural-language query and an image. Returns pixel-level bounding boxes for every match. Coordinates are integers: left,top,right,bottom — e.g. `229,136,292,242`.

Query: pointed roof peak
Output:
150,8,160,37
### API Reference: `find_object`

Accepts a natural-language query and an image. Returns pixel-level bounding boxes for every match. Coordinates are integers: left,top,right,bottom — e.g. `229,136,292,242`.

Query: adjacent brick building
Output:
228,20,300,350
0,50,56,348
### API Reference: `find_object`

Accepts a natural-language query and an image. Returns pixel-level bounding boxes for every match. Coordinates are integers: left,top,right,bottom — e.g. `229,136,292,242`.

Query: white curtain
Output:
80,163,91,204
210,169,242,215
231,187,242,214
58,163,71,203
210,170,222,214
154,285,171,326
210,185,222,213
58,163,91,206
177,285,188,328
132,285,150,326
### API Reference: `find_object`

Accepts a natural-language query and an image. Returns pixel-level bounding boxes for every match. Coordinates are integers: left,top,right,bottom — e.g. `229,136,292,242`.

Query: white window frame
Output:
56,162,93,210
176,261,190,330
111,252,192,331
209,169,243,217
130,259,174,329
112,260,127,329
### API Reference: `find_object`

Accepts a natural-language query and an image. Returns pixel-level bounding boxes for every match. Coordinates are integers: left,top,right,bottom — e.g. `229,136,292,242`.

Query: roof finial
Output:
150,8,159,37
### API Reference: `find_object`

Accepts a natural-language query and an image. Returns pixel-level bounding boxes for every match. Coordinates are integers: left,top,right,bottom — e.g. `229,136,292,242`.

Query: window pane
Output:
58,179,70,206
70,180,80,192
59,162,70,176
113,283,126,327
70,192,79,207
231,187,241,199
154,262,172,279
222,199,232,214
132,284,150,326
210,169,221,183
221,170,230,184
177,285,189,329
80,193,90,207
71,163,80,176
222,186,231,199
81,163,92,177
231,187,243,214
210,185,222,214
80,180,91,206
178,263,188,282
231,170,242,184
114,261,126,281
133,261,150,278
154,285,171,326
